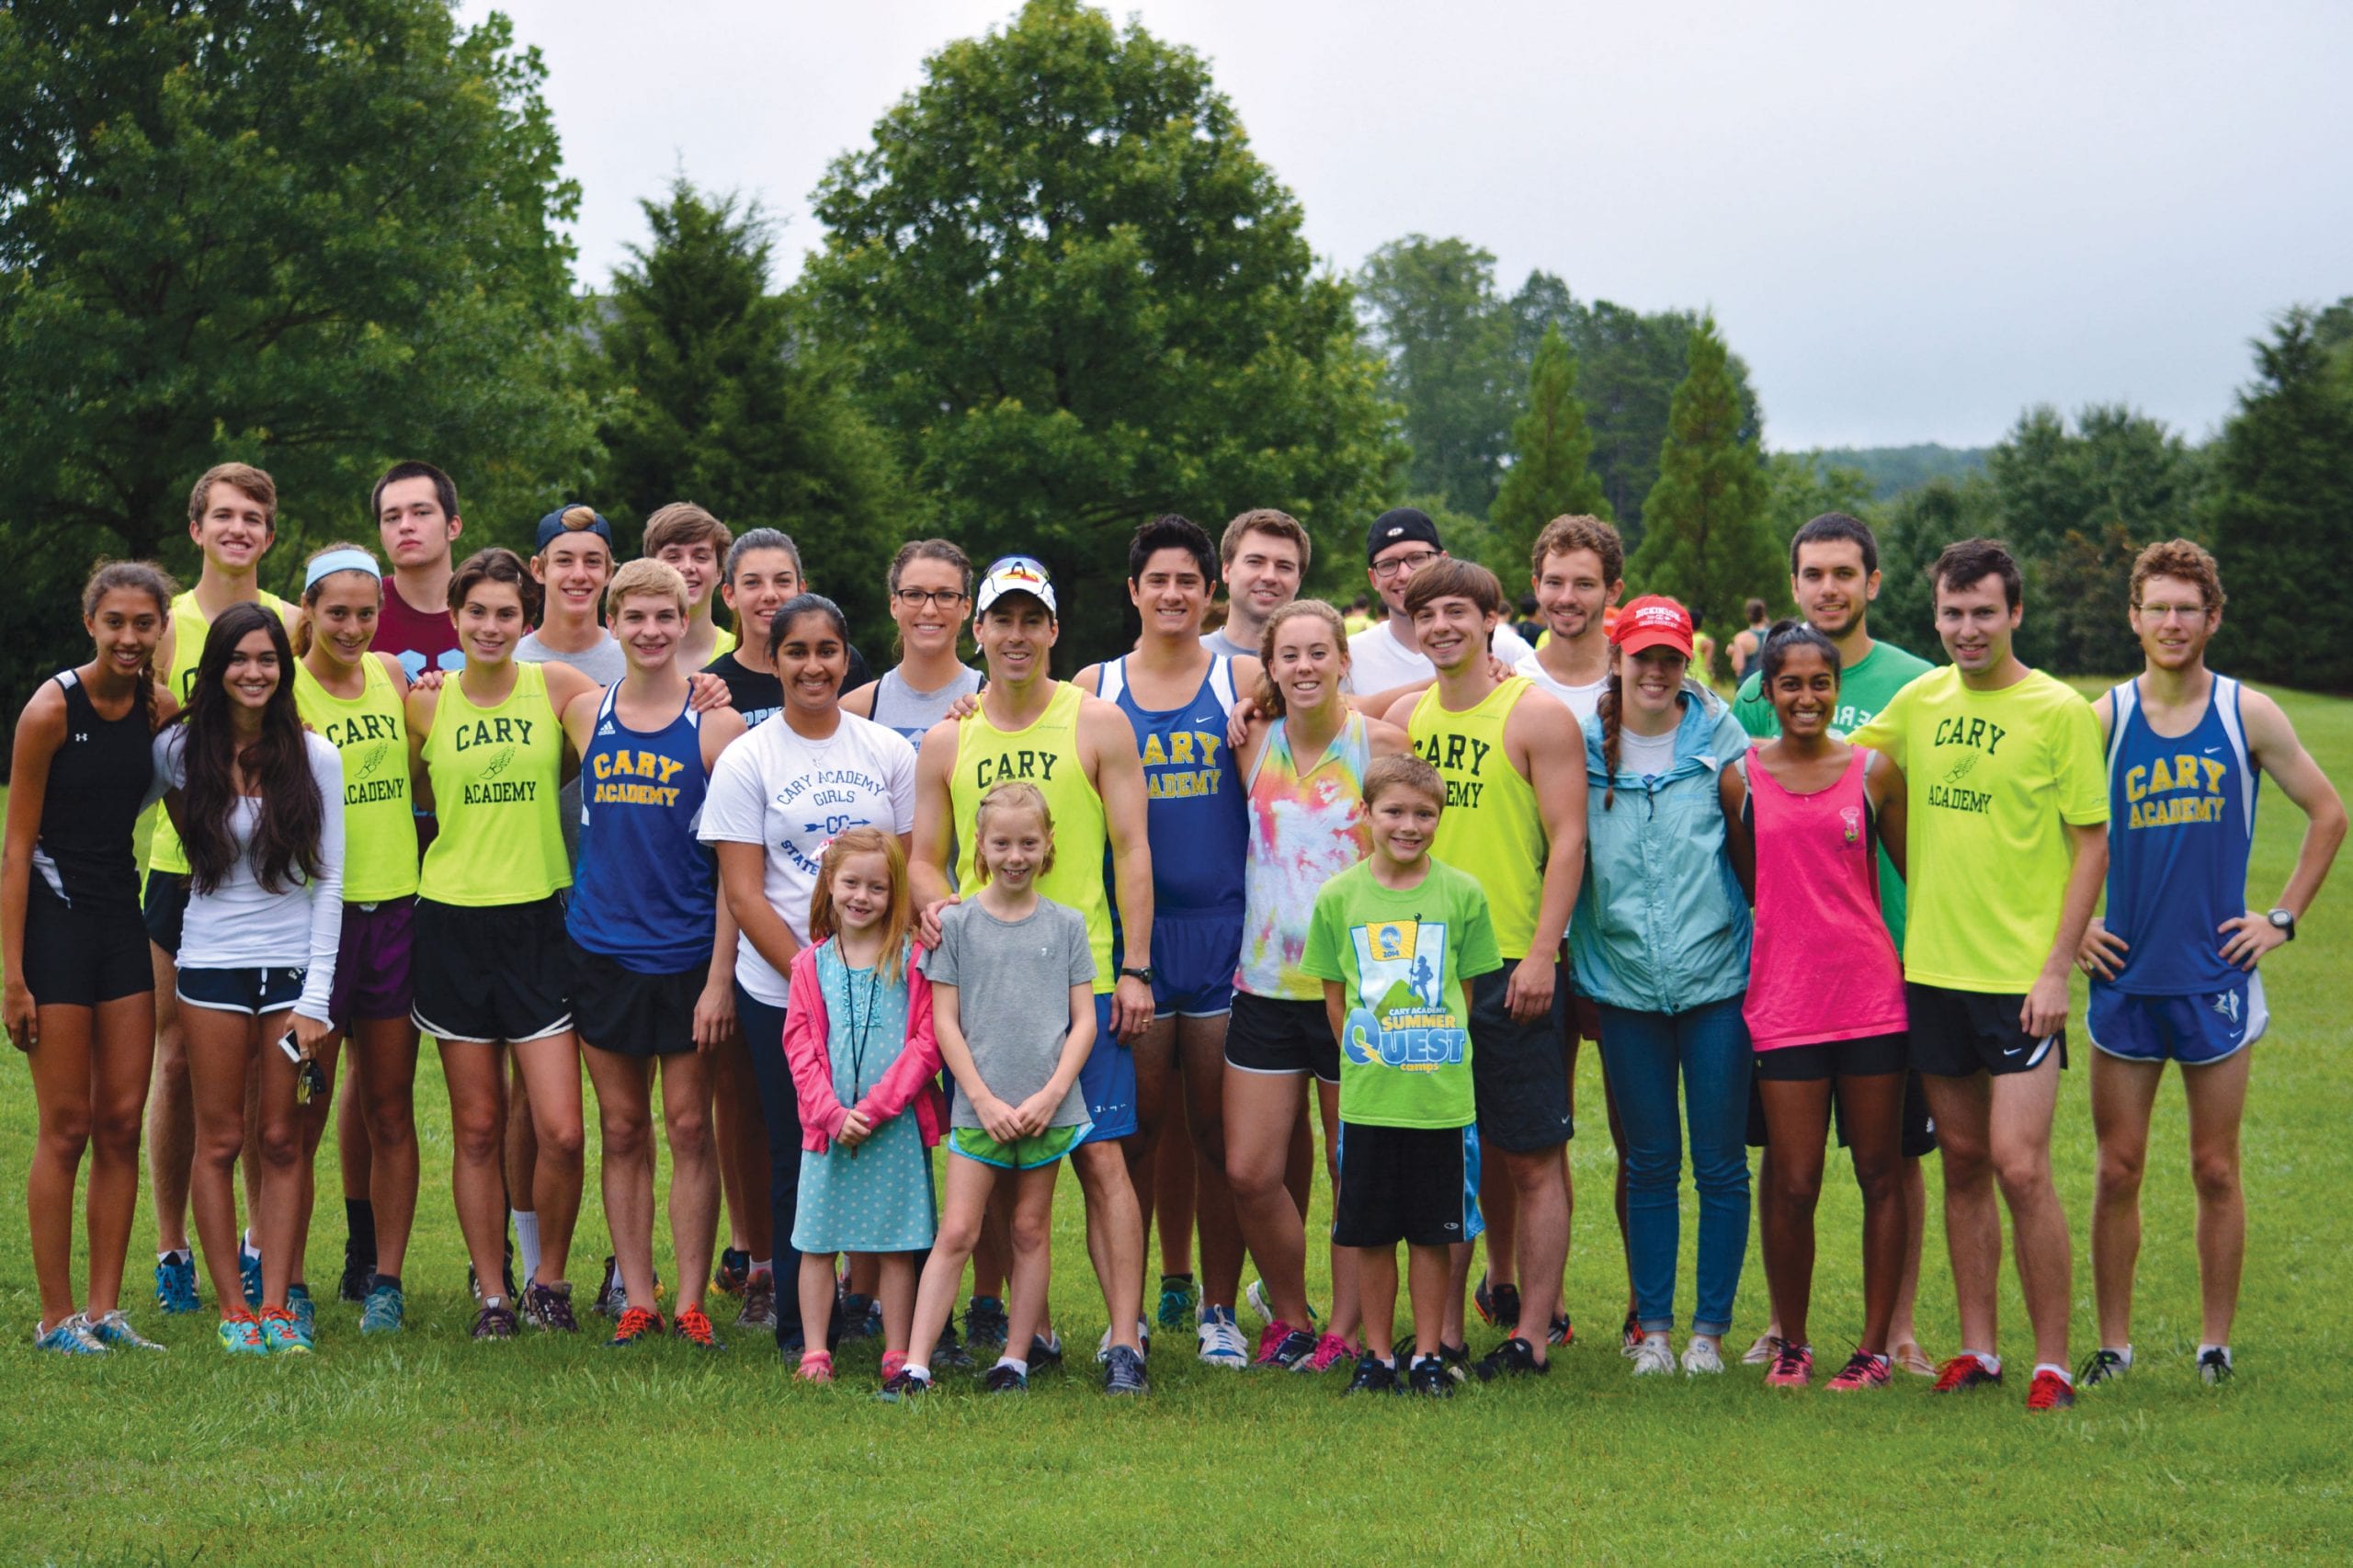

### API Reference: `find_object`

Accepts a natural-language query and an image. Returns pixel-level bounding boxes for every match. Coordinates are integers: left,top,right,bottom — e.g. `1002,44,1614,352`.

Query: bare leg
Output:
147,945,193,1256
711,1028,768,1261
255,1011,335,1312
1923,1072,1999,1356
179,1005,259,1314
583,1045,658,1310
1176,1015,1242,1312
1985,1058,2070,1369
1317,1077,1359,1344
1759,1080,1832,1349
26,1006,98,1328
907,1155,999,1363
82,994,157,1319
1890,1156,1931,1364
335,1043,373,1270
1003,1163,1062,1358
438,1040,514,1305
2090,1050,2164,1350
797,1252,837,1356
2184,1048,2252,1347
1355,1244,1398,1361
511,1031,585,1286
876,1252,918,1361
1833,1072,1908,1358
1482,1158,1519,1294
659,1049,719,1313
1407,1242,1451,1361
1154,1084,1197,1279
1074,1139,1145,1353
1223,1064,1313,1328
1120,1017,1176,1313
1499,1142,1570,1362
352,1016,421,1280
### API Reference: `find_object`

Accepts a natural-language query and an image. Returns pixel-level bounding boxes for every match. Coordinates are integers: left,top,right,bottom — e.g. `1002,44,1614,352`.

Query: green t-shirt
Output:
1301,858,1501,1130
1733,637,1935,947
1849,665,2108,994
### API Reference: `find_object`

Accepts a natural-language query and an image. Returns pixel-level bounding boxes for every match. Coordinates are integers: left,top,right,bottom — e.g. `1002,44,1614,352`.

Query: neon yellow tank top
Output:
710,623,738,659
1411,676,1547,959
294,657,420,902
149,587,292,878
950,682,1113,993
417,660,570,906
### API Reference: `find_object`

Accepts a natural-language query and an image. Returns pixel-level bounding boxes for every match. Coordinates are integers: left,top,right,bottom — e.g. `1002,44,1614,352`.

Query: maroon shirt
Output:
378,574,460,681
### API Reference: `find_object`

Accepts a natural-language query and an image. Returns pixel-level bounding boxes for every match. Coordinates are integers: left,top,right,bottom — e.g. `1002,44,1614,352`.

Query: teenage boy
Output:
1302,753,1502,1397
1076,517,1259,1368
1733,512,1941,1374
373,461,464,681
1349,508,1532,709
2076,540,2343,1387
1201,508,1309,661
643,503,740,670
910,557,1158,1394
1853,538,2109,1414
1381,559,1586,1379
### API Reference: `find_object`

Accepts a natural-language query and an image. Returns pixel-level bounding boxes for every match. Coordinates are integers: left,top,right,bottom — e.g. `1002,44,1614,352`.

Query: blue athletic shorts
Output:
2088,974,2267,1066
1076,992,1139,1144
1148,911,1243,1018
176,965,305,1016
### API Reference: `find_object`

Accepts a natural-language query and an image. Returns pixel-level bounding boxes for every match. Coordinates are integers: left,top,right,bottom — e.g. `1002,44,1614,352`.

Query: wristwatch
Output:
1120,965,1156,984
2267,908,2296,942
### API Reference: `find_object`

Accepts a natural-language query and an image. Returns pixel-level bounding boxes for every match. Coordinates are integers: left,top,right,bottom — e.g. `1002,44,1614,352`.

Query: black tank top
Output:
35,669,154,912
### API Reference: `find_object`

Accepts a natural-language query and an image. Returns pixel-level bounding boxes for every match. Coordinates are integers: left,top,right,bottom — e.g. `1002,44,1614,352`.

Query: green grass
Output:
5,689,2352,1563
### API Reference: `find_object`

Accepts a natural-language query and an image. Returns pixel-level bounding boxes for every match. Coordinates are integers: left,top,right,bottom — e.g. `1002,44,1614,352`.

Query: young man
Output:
1380,559,1586,1379
373,461,465,681
144,465,297,1320
1076,517,1259,1368
1201,508,1308,662
1733,512,1941,1375
2076,540,2343,1387
1728,597,1770,681
1350,508,1532,710
1852,538,2109,1413
910,557,1158,1394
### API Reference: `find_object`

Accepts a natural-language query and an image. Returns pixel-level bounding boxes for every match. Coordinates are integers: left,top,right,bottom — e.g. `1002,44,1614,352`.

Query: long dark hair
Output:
171,603,324,896
82,560,177,733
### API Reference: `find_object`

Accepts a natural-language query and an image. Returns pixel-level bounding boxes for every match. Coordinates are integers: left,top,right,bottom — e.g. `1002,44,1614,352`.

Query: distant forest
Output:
1802,444,1991,500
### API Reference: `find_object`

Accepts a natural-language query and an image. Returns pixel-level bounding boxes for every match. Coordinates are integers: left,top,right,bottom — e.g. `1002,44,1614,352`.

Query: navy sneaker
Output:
155,1253,200,1315
1104,1343,1149,1395
933,1318,974,1370
238,1247,262,1310
1407,1355,1455,1398
1345,1353,1400,1395
1029,1332,1065,1369
964,1295,1009,1349
982,1363,1029,1394
1472,1274,1521,1334
875,1368,931,1403
713,1247,751,1298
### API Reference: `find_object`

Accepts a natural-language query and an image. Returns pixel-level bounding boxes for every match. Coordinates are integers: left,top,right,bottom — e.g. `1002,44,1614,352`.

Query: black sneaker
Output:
1029,1332,1065,1369
338,1234,374,1304
933,1319,974,1370
1393,1336,1471,1382
1345,1353,1400,1395
1407,1355,1455,1398
1472,1336,1550,1382
982,1363,1029,1394
1473,1275,1522,1334
713,1247,750,1297
1260,1327,1319,1371
523,1279,578,1332
469,1238,519,1304
471,1300,519,1340
2198,1347,2234,1385
1547,1313,1574,1347
964,1296,1009,1349
1104,1343,1149,1396
875,1368,930,1403
838,1290,879,1340
2077,1348,2130,1387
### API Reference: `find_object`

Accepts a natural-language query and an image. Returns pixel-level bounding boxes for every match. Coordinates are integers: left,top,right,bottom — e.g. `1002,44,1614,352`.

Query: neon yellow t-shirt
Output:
1850,666,2107,993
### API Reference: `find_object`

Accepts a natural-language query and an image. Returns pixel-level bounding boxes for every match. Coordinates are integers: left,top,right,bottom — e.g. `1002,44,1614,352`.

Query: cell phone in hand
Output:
280,1029,326,1106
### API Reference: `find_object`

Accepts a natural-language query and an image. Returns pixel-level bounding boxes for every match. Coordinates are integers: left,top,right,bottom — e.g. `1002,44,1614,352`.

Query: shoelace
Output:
2076,1349,2125,1384
613,1306,661,1340
1932,1355,1989,1391
1772,1344,1811,1379
675,1308,716,1346
1833,1351,1886,1386
2027,1370,2074,1409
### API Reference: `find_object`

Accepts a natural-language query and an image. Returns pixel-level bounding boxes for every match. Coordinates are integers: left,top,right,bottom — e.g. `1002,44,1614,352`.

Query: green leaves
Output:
1488,324,1610,583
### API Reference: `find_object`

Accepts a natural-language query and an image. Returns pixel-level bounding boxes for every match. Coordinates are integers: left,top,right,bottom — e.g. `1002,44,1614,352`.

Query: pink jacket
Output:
781,939,947,1153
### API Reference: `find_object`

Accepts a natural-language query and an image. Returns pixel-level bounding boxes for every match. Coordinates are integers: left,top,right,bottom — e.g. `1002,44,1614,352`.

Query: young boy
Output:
1302,754,1501,1397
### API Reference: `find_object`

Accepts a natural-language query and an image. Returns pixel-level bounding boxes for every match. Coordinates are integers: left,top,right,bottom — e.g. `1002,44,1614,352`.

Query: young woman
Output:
5,562,179,1353
406,548,601,1338
842,539,983,750
784,830,946,1386
1722,621,1911,1392
155,604,346,1354
1572,596,1755,1378
293,545,422,1335
560,560,745,1350
1226,601,1410,1371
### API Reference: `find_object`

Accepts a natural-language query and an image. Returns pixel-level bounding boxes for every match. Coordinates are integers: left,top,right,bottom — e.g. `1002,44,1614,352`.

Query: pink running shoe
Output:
880,1348,907,1381
1308,1332,1355,1372
1827,1350,1892,1392
1764,1342,1813,1389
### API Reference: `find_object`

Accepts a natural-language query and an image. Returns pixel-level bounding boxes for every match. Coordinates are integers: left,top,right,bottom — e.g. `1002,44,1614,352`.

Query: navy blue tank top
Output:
1099,654,1246,917
35,670,153,913
568,685,716,973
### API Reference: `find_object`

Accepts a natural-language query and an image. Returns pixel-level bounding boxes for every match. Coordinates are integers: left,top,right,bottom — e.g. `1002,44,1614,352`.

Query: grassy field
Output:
2,686,2348,1564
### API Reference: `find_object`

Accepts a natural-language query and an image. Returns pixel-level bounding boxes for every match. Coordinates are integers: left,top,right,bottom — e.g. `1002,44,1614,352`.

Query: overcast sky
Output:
464,0,2352,450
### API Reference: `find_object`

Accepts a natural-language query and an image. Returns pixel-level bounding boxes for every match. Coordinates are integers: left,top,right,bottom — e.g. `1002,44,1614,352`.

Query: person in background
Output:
1348,508,1533,710
1728,597,1770,683
1201,509,1309,663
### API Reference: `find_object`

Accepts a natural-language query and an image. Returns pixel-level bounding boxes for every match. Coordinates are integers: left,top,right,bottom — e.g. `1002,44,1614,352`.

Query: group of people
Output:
5,462,2340,1414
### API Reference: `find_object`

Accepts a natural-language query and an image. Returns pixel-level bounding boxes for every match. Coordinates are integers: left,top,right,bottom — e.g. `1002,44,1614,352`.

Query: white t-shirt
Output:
1513,650,1609,725
1347,617,1534,697
1619,727,1678,780
155,729,347,1023
698,710,917,1006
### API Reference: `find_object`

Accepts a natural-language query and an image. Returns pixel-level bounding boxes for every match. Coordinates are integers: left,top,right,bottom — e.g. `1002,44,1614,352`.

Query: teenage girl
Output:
5,562,179,1353
406,547,601,1337
888,783,1101,1398
1722,620,1911,1392
784,829,947,1385
155,604,346,1354
292,545,422,1335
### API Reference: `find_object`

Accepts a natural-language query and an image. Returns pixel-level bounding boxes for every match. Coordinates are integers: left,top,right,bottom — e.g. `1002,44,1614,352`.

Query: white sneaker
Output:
1631,1333,1676,1376
1682,1335,1726,1375
1197,1306,1248,1369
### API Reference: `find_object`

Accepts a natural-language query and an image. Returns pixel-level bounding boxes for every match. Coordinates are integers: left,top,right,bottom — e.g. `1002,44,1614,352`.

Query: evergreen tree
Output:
1488,325,1610,576
1357,236,1518,517
1628,317,1779,642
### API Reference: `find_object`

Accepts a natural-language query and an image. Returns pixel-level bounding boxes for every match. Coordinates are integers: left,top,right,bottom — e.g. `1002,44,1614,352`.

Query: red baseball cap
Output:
1612,594,1694,658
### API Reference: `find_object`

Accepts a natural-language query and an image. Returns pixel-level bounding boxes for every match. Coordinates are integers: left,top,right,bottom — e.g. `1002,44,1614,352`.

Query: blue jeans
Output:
1597,996,1753,1336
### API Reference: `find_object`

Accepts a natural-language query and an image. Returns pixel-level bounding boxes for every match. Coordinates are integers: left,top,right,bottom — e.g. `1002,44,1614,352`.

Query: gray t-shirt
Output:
870,662,983,753
517,630,623,862
922,896,1097,1129
1201,626,1256,661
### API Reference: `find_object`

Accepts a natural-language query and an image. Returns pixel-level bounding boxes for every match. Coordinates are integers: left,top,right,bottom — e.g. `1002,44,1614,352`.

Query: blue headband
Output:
304,548,381,591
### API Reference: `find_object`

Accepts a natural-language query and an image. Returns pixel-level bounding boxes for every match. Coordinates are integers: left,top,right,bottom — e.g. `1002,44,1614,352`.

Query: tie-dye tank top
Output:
1235,710,1376,1000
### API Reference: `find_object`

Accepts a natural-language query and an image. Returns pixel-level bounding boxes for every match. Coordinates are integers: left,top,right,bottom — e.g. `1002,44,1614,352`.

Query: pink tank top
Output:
1743,746,1907,1051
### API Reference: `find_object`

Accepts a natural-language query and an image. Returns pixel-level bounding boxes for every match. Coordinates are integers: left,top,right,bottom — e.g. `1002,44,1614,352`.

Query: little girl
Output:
783,828,945,1384
884,782,1097,1399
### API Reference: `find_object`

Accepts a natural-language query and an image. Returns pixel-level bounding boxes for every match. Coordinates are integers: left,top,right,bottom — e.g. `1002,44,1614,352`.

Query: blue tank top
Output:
1099,653,1247,917
2097,675,2257,996
567,685,716,973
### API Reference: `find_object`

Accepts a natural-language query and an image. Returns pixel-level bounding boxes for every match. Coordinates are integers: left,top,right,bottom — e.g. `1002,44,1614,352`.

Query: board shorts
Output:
21,881,153,1008
1224,991,1339,1083
1331,1121,1484,1249
328,898,415,1025
1469,964,1574,1152
411,894,573,1045
949,1123,1091,1170
1907,983,2065,1078
569,937,703,1058
2088,975,2266,1067
1074,993,1137,1144
1147,911,1243,1019
176,965,305,1016
142,869,190,956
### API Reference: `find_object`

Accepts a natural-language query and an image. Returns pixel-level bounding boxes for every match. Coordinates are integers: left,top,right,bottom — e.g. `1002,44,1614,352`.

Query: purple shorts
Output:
330,898,415,1026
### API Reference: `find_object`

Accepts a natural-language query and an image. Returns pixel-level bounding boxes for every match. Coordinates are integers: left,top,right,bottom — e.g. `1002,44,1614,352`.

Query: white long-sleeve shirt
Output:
154,728,345,1022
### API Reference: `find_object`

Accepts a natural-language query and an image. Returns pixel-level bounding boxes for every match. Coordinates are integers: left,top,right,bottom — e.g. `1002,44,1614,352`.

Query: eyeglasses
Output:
2131,602,2207,622
894,588,969,609
1370,551,1440,582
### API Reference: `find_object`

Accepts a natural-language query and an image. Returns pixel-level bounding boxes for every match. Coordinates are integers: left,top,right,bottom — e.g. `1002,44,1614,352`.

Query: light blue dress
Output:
790,941,938,1254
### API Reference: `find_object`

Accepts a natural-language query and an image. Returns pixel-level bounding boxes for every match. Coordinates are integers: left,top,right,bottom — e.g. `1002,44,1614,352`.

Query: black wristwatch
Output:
1120,965,1155,984
2267,908,2296,943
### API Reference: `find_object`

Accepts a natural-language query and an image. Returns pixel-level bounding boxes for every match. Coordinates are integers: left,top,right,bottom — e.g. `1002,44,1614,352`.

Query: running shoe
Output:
1765,1342,1813,1389
287,1282,314,1335
1472,1274,1522,1335
155,1253,200,1314
258,1305,313,1354
713,1247,751,1298
593,1255,627,1318
217,1312,268,1356
982,1363,1029,1394
1245,1278,1316,1327
34,1318,106,1356
359,1282,405,1335
238,1248,262,1311
963,1296,1009,1350
523,1280,578,1332
470,1301,519,1340
796,1350,835,1384
1929,1355,2002,1393
1196,1306,1248,1369
1742,1330,1782,1367
737,1269,777,1330
1345,1353,1400,1395
1028,1332,1065,1369
1406,1355,1454,1399
1630,1334,1676,1377
838,1291,879,1340
2199,1347,2234,1386
1826,1350,1892,1392
1096,1319,1152,1364
1104,1343,1149,1396
2077,1348,2130,1387
1256,1324,1317,1371
338,1233,373,1304
1548,1313,1574,1347
1156,1274,1198,1330
1392,1337,1472,1382
1308,1332,1356,1373
468,1238,518,1304
1620,1308,1643,1358
2026,1369,2076,1412
932,1319,973,1370
875,1368,930,1402
605,1305,664,1347
880,1349,907,1382
81,1311,165,1351
1472,1336,1550,1382
673,1304,722,1350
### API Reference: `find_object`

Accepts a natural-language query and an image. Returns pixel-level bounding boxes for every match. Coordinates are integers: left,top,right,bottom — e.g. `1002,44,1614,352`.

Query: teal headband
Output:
304,548,381,592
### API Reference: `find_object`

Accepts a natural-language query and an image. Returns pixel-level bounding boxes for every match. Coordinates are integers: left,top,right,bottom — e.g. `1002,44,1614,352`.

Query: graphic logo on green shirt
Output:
1343,918,1466,1072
